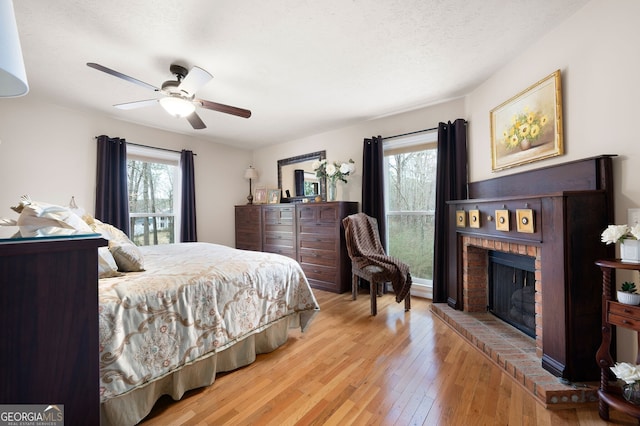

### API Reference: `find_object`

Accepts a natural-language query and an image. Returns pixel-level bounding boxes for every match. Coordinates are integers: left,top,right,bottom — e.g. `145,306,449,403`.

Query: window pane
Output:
129,216,175,245
127,159,177,245
128,160,175,214
385,147,437,281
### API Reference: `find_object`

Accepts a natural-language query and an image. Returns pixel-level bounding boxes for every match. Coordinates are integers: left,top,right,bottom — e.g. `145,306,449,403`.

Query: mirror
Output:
278,150,326,202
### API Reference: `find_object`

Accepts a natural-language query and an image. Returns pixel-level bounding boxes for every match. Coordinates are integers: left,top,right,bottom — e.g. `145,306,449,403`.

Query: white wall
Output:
0,97,252,245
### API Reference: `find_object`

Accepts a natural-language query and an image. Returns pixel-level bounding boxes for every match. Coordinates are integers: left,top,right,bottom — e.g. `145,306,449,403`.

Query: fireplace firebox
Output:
488,251,536,338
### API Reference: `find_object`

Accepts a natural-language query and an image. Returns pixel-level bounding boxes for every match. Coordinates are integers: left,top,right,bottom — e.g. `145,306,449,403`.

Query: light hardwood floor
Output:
141,289,636,425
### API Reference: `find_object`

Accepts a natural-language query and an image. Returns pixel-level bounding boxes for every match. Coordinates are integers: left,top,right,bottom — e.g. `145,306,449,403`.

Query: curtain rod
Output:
382,126,438,141
94,137,196,156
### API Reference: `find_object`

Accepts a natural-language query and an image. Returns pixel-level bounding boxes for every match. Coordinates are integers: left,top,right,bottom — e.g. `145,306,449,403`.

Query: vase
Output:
621,239,640,263
327,180,337,202
623,382,640,405
520,138,531,150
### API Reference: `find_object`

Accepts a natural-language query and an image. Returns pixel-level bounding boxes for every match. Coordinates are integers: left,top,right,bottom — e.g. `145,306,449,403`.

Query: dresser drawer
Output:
608,313,640,331
263,245,296,259
263,206,295,224
608,301,640,317
301,262,337,283
298,234,337,251
298,221,336,236
263,232,295,247
608,301,640,331
297,204,341,223
299,248,337,267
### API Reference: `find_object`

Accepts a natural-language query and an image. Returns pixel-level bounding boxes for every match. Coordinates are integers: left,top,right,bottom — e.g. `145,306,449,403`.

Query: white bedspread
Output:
98,242,319,402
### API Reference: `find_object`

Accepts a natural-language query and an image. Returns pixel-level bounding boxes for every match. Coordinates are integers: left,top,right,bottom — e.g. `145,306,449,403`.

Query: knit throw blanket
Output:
343,213,411,303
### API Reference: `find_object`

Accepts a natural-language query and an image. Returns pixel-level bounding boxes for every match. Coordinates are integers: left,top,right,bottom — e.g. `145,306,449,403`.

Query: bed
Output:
98,242,319,426
0,197,318,424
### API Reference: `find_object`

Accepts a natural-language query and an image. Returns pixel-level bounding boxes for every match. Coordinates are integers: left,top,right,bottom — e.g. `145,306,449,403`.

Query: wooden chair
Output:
343,213,411,316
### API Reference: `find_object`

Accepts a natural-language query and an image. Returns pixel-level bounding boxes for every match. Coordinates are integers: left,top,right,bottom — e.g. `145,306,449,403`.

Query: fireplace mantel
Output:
446,155,616,382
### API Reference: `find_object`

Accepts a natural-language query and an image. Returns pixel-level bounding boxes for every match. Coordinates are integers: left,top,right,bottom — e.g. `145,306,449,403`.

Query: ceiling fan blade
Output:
87,62,159,92
186,112,206,130
196,98,252,119
178,66,213,96
114,99,158,110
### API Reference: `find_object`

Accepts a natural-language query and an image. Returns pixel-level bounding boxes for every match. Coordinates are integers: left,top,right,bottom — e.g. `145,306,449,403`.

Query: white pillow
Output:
98,247,122,278
9,196,93,237
89,218,145,272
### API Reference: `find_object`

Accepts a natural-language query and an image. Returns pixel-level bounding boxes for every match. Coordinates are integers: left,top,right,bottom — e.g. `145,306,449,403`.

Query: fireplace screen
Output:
488,251,536,338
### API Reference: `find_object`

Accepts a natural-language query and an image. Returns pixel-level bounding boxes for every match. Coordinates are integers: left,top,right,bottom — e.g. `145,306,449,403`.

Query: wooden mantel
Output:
446,155,616,382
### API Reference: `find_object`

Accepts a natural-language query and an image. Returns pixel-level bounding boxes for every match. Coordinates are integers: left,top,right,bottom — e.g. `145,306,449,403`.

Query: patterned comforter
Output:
98,242,319,402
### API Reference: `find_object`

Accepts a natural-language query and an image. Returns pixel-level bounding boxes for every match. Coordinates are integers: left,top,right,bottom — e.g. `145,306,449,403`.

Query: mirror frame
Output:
277,150,326,202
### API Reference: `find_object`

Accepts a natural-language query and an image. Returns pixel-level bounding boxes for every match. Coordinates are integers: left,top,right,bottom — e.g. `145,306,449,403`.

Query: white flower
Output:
311,160,321,170
611,362,640,384
631,224,640,240
348,163,356,174
339,163,351,175
601,224,633,245
325,163,337,176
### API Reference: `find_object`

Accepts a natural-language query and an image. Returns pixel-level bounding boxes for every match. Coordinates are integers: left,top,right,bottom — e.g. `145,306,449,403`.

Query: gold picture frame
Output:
490,70,563,171
254,187,267,204
267,188,281,204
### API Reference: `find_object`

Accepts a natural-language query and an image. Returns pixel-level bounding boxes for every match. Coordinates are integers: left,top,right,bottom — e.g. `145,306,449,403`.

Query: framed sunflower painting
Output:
490,70,563,171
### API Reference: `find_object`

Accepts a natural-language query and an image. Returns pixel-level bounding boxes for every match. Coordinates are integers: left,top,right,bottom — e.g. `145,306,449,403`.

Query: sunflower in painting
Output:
502,107,549,150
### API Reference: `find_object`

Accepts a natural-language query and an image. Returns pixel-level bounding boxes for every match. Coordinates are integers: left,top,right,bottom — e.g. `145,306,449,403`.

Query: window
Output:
383,131,438,297
127,145,181,246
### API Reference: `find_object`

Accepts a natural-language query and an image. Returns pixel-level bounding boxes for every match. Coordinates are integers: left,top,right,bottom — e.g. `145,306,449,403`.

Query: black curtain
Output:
362,135,386,249
180,150,197,242
95,135,130,235
432,119,468,303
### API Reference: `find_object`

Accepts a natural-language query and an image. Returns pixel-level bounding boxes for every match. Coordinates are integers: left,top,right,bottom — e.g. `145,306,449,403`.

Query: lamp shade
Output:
159,96,196,118
0,0,29,97
244,167,258,180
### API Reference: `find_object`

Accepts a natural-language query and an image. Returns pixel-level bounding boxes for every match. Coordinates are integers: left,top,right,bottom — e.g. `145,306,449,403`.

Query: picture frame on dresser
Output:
254,187,267,204
268,189,281,204
490,69,564,171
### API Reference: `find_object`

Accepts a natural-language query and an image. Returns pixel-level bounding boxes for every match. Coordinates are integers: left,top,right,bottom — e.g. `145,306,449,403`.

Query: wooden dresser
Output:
234,204,262,251
262,204,297,259
235,202,358,293
0,235,105,425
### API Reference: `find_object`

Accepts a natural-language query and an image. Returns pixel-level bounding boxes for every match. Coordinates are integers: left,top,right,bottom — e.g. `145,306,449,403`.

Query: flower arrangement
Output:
611,362,640,384
502,107,549,150
601,224,640,245
312,159,356,183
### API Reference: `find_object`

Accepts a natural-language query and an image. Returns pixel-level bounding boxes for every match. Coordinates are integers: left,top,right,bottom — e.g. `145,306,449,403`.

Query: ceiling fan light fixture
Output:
159,96,195,118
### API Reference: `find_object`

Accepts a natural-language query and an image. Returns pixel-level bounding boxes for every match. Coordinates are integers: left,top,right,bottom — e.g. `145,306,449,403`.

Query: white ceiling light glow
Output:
159,96,195,118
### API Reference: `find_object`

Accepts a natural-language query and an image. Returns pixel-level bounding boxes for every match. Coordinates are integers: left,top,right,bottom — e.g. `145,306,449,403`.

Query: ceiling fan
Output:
86,62,251,130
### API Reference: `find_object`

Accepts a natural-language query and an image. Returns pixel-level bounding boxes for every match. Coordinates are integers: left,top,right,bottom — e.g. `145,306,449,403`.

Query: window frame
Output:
383,130,438,299
126,144,182,245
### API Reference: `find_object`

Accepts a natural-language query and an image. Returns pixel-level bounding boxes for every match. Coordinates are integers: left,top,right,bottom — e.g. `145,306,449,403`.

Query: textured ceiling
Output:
12,0,589,150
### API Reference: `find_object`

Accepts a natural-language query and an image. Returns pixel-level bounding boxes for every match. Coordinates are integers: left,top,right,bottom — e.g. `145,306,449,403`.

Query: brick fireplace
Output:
441,155,616,382
462,236,543,357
